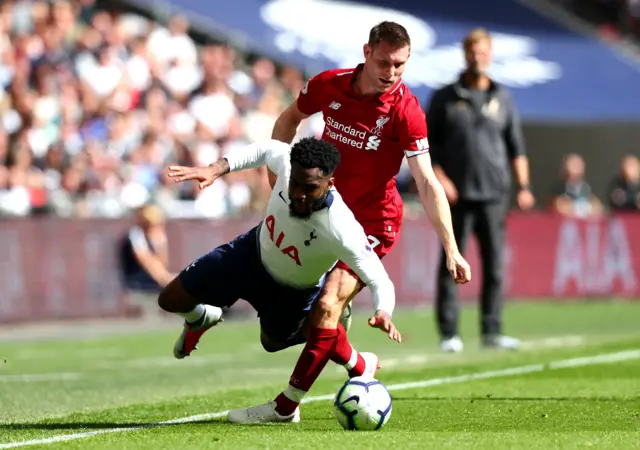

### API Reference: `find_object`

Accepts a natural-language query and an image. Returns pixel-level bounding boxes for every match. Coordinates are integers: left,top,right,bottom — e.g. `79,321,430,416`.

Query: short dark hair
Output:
290,137,340,176
368,21,411,49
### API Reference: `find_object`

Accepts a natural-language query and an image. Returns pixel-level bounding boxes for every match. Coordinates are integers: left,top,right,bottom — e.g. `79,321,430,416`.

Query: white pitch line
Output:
518,335,586,350
0,373,80,383
364,335,587,371
1,348,639,449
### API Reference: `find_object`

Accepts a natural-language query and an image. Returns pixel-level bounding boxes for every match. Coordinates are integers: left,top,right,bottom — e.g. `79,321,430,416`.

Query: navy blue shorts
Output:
179,225,321,344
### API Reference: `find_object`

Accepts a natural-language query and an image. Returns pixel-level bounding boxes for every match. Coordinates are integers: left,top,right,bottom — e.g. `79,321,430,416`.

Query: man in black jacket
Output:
426,28,535,352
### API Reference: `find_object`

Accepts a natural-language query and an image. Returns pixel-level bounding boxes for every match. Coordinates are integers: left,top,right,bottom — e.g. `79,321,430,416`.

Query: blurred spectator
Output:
118,203,173,318
608,154,640,211
0,0,316,219
549,153,603,218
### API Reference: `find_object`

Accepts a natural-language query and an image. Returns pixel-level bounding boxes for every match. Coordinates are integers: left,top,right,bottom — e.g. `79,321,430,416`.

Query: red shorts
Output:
334,223,399,288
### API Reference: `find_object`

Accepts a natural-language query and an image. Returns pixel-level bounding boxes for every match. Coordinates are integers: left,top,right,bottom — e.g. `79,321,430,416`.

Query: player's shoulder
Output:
262,138,292,153
260,139,292,177
393,83,425,120
315,67,356,82
394,83,420,108
307,67,355,91
323,190,361,232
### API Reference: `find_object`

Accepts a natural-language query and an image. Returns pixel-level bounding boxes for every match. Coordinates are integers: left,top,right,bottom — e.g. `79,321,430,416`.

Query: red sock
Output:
274,326,338,416
330,323,366,377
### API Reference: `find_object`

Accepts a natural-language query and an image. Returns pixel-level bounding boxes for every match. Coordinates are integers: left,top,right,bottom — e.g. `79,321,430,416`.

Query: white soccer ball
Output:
333,376,392,431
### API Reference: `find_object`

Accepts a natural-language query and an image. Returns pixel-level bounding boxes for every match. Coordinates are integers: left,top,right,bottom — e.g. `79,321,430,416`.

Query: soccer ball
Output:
333,376,392,431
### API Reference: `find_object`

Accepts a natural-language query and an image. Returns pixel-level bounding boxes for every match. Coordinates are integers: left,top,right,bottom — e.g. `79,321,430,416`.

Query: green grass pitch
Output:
0,300,639,449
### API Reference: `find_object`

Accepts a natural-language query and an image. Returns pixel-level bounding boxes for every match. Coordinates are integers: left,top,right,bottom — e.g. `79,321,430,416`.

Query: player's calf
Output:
330,323,379,378
264,323,379,421
272,325,376,418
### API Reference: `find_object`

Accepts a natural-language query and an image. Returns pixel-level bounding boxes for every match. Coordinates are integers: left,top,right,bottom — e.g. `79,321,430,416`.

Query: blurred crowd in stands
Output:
0,0,638,219
548,153,639,218
553,0,640,42
0,0,325,219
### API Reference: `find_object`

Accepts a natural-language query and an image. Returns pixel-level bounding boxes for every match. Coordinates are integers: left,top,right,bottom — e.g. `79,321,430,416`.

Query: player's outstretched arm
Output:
167,140,290,189
407,153,472,285
167,159,229,190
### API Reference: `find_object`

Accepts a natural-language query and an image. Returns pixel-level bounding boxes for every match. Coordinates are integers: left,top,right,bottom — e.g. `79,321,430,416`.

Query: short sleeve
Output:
397,96,429,158
128,227,149,252
296,72,328,116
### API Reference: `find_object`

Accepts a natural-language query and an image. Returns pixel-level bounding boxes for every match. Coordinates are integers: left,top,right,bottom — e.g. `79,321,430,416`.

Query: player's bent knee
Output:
316,295,341,316
260,331,288,353
157,276,195,313
310,293,345,328
157,288,171,312
261,341,286,353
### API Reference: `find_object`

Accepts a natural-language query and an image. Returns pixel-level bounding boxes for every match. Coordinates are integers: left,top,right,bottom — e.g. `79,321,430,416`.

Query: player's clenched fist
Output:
446,252,472,284
368,310,402,343
167,159,230,190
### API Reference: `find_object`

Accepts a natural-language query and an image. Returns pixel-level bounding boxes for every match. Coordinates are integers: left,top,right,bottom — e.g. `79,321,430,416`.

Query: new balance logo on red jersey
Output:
329,101,341,110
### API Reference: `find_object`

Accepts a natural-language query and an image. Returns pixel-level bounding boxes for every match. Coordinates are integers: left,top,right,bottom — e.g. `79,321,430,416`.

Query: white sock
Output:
282,384,306,403
343,345,358,371
178,304,206,323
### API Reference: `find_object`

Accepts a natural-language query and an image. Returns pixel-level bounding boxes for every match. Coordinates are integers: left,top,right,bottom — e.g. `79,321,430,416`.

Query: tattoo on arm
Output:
215,158,231,175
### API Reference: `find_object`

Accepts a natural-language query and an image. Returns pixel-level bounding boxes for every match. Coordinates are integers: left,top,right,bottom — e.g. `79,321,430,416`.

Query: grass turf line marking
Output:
0,373,80,383
1,348,639,449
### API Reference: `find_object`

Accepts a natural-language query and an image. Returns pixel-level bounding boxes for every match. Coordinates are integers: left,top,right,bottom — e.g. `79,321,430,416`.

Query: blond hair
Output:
463,28,492,51
138,204,165,227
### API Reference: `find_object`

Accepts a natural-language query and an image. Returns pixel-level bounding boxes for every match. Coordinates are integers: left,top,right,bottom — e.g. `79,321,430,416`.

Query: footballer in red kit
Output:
226,21,472,424
296,64,430,274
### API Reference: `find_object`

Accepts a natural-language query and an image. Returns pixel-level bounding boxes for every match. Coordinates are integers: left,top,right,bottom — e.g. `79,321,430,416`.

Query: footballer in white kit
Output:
159,137,396,359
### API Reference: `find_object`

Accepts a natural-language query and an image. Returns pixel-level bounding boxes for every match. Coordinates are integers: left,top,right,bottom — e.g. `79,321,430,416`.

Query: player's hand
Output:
517,189,535,211
368,310,401,343
442,178,458,205
446,252,471,284
167,163,224,190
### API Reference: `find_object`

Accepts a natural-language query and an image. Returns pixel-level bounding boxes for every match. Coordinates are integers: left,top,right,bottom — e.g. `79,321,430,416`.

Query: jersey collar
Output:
314,189,335,211
454,72,500,98
347,64,402,104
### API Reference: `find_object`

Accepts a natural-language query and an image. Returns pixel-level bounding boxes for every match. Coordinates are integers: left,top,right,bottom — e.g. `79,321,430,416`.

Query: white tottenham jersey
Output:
224,139,396,315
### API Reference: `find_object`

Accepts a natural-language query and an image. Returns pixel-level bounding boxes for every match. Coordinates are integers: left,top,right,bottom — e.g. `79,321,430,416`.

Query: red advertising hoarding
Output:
0,213,638,323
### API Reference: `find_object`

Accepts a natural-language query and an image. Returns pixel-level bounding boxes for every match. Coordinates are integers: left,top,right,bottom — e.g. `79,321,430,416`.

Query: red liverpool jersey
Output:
297,64,429,231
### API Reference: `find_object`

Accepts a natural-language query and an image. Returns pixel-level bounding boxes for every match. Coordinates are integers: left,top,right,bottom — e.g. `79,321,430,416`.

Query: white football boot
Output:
360,352,381,378
440,336,464,353
227,400,300,424
173,305,223,359
482,335,520,350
